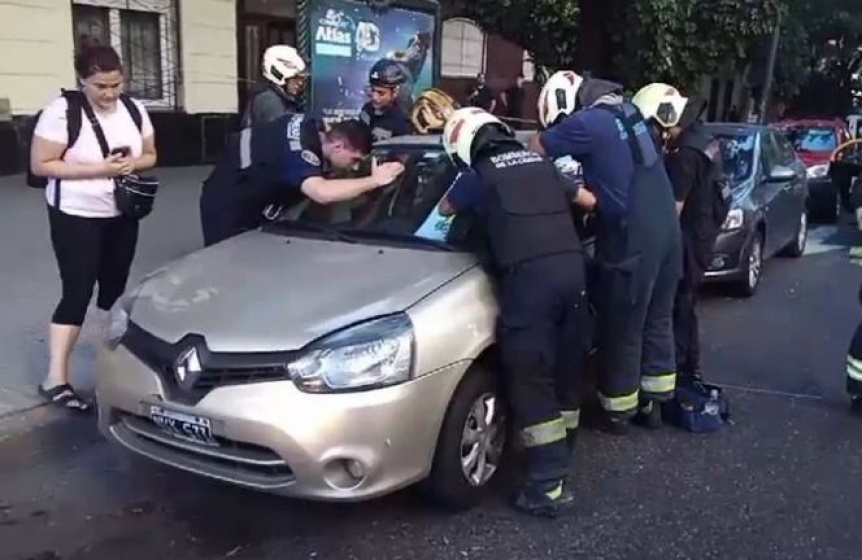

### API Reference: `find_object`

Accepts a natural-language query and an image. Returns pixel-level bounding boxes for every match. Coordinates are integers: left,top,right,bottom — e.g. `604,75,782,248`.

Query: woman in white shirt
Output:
31,44,157,412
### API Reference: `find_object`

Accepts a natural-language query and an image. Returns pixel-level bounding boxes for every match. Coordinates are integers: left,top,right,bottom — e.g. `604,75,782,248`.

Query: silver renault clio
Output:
96,133,540,510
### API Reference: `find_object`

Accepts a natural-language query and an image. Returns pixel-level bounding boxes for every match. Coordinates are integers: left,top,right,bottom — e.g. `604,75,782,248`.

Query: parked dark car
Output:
772,118,851,222
701,123,809,297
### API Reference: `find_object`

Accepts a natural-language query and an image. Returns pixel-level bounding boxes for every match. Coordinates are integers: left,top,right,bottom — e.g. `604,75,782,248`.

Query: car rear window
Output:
785,127,838,152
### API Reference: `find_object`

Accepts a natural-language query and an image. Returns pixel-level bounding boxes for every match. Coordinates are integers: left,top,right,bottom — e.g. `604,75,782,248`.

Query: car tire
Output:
420,364,508,511
734,232,764,298
780,209,808,258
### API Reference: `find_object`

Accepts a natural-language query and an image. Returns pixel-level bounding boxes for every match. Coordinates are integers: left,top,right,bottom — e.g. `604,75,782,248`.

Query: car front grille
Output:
121,322,297,402
111,413,294,489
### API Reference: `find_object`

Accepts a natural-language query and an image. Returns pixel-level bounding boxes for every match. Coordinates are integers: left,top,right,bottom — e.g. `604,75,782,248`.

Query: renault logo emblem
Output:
174,346,202,388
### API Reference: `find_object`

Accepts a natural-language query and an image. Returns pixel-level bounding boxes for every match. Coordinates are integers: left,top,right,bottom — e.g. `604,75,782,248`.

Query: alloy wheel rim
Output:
460,393,505,487
797,212,808,252
749,239,762,289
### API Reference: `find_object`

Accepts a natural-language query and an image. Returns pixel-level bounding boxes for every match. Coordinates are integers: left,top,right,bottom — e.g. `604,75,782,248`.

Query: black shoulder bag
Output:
79,98,159,220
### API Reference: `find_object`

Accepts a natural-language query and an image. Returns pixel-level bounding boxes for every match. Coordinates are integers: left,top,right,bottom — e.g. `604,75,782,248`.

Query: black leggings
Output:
48,205,139,326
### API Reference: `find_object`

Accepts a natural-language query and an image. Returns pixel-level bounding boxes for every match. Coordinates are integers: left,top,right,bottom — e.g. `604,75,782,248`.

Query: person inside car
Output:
410,88,459,134
240,45,308,128
437,107,592,518
199,112,404,246
359,59,412,142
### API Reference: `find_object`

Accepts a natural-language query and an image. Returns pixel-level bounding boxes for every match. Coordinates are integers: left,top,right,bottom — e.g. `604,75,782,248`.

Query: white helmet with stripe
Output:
262,45,308,87
537,70,585,128
442,107,512,166
631,83,689,129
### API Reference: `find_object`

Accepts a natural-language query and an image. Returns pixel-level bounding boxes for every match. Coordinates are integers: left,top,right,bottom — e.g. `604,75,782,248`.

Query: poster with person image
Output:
308,0,436,124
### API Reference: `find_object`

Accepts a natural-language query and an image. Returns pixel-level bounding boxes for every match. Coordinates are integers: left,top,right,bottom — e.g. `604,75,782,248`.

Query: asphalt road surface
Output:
2,216,862,560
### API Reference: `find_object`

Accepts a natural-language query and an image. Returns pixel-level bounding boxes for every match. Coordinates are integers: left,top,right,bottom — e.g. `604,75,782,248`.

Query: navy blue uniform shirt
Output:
247,112,325,204
359,102,412,142
539,106,637,219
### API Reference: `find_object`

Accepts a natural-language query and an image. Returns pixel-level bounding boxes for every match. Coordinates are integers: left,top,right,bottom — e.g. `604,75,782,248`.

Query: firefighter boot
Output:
512,479,575,518
633,399,663,429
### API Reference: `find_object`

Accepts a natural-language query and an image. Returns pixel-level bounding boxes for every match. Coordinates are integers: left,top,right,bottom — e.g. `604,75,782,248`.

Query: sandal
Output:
38,383,92,413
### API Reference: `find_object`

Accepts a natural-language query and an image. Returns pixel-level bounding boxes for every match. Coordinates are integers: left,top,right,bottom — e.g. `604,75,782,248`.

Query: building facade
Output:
0,0,534,176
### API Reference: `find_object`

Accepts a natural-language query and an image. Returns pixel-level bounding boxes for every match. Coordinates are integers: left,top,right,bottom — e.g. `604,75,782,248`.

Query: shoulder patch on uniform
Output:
301,149,321,166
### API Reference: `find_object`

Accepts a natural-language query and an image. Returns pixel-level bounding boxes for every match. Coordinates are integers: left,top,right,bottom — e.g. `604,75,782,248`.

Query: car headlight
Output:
806,163,829,179
287,314,415,393
106,291,137,349
722,208,744,231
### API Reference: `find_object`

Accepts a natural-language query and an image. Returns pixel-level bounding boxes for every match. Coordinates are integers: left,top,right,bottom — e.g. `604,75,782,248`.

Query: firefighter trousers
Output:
846,316,862,398
496,252,590,485
594,243,681,418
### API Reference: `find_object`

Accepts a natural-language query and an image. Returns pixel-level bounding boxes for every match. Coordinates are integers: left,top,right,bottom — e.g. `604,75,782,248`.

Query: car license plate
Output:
149,405,219,447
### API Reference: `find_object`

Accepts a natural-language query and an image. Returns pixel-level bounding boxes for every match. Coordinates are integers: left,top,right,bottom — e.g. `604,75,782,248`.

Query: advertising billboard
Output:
307,0,436,123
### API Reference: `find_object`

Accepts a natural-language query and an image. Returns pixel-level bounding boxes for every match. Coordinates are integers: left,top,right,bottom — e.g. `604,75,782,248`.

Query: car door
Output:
755,132,791,254
772,131,807,244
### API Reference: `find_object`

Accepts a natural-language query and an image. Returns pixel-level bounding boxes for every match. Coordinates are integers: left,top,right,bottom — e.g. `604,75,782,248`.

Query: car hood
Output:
128,231,477,352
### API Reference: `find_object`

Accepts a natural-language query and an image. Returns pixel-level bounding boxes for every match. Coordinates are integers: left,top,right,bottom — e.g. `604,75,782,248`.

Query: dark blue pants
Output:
497,253,589,485
846,315,862,397
199,167,261,247
594,242,681,417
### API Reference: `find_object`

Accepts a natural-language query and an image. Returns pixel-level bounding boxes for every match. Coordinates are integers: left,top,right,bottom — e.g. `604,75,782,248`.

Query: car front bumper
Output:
702,227,750,281
97,344,467,502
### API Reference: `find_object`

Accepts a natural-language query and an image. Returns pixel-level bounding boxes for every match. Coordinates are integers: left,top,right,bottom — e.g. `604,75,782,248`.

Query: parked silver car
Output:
97,134,545,510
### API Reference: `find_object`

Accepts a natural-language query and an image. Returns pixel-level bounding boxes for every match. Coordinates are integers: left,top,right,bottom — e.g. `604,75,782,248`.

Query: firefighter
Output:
359,59,412,142
199,112,404,246
633,84,731,396
437,107,594,517
410,88,459,134
240,45,308,128
531,70,683,433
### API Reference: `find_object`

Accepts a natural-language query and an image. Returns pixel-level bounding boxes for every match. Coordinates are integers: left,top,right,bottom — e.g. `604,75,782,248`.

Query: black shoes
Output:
512,480,576,518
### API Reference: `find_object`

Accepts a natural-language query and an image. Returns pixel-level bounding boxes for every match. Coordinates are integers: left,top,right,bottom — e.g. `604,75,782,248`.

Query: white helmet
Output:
442,107,512,166
262,45,308,87
631,83,689,129
537,70,585,128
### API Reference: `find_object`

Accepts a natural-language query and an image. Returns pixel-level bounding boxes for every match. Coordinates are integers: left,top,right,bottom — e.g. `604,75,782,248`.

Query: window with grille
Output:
121,10,163,99
71,1,178,109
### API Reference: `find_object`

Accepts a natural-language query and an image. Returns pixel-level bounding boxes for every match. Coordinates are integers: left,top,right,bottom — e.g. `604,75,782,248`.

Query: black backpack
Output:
26,89,143,189
678,130,732,236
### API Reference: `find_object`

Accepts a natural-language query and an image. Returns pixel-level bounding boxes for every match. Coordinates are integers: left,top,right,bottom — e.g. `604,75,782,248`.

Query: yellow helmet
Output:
631,83,689,129
411,88,459,134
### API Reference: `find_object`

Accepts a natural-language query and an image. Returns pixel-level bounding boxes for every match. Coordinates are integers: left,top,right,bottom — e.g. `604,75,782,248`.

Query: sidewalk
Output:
0,166,211,418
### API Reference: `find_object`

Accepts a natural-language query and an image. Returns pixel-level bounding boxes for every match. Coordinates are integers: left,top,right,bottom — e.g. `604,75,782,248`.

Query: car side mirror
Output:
767,165,796,182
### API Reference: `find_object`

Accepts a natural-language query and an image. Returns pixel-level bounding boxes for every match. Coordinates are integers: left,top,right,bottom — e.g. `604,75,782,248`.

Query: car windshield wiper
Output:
262,221,359,244
334,228,458,251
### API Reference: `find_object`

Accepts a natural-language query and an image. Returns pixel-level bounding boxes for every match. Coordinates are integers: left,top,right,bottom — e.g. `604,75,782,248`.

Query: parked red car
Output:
772,118,852,221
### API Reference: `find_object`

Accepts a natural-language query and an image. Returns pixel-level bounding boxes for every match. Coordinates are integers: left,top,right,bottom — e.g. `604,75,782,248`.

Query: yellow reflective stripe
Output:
598,391,639,412
520,417,567,447
641,372,676,394
545,482,564,500
847,356,862,381
561,409,580,430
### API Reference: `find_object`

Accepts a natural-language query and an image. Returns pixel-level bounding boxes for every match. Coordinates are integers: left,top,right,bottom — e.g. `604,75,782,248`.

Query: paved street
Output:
2,169,862,559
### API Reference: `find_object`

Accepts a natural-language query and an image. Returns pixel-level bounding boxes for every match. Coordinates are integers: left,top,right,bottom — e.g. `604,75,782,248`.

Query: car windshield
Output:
714,132,757,185
784,126,838,153
264,145,462,250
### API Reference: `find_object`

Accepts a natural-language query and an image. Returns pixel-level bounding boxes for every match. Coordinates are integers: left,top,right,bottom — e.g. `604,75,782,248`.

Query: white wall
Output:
0,0,76,116
179,0,238,114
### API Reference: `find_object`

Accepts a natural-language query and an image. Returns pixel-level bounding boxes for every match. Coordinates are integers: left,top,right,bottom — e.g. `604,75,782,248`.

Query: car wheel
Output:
421,364,507,511
735,232,764,298
780,210,808,258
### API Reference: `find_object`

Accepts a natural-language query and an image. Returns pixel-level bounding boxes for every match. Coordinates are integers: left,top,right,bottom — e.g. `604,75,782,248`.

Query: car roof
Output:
702,122,768,135
373,130,538,149
774,118,845,128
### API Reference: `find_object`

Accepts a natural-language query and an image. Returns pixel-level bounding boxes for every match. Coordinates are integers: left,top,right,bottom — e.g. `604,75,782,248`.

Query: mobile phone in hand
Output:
111,146,131,157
